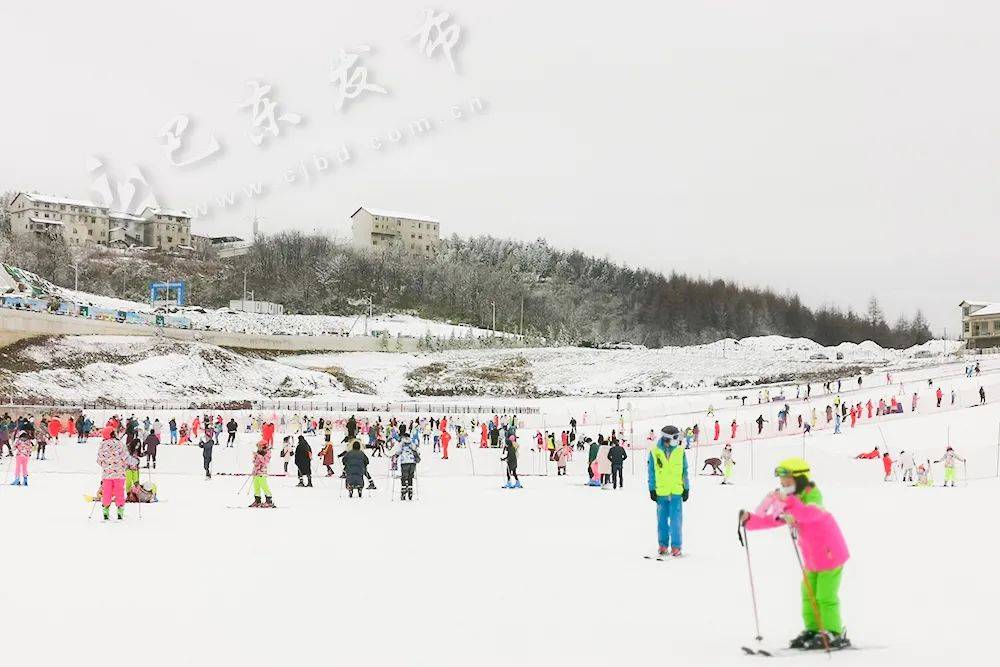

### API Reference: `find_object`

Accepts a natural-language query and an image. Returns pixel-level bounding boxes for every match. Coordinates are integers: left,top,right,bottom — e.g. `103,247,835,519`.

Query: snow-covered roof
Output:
108,211,147,222
140,206,191,219
23,192,107,209
354,206,439,224
961,300,992,307
967,303,1000,317
29,217,64,226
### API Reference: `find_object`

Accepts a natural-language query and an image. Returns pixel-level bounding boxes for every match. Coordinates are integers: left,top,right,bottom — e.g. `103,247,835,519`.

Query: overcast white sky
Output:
2,0,998,335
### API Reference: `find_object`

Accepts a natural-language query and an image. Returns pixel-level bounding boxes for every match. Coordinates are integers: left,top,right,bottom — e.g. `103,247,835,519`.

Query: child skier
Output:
648,425,689,557
97,430,128,520
721,443,735,485
10,432,33,485
739,458,850,650
882,451,893,482
934,446,966,488
250,440,275,508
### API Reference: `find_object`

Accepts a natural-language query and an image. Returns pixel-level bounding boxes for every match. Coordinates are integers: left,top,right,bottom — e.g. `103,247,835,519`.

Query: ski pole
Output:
737,519,764,644
789,529,830,653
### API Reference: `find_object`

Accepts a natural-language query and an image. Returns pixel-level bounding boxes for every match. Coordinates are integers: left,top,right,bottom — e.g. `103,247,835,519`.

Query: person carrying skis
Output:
294,435,313,487
648,425,689,557
250,440,275,508
502,433,521,489
97,429,128,520
739,458,851,650
934,446,965,488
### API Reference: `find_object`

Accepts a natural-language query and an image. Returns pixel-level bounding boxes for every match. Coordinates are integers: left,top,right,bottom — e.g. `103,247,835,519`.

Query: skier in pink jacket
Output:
739,458,850,651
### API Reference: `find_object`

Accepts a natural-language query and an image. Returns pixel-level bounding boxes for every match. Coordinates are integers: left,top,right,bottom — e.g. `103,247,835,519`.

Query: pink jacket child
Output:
744,490,849,572
11,433,33,485
741,459,851,648
97,437,128,519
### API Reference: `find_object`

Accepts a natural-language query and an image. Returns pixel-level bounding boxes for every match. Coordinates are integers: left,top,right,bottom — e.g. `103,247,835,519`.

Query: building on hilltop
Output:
192,234,252,258
7,192,192,251
350,205,441,257
960,300,1000,349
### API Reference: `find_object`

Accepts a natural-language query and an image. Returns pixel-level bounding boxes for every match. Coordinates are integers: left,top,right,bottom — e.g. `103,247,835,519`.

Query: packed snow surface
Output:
4,352,1000,666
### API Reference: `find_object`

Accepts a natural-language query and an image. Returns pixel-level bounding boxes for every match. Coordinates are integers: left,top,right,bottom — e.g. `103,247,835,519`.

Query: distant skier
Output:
97,430,128,520
934,446,965,488
608,438,628,489
980,386,987,405
343,441,370,498
702,457,723,476
250,440,275,508
739,458,851,650
714,420,720,441
756,415,767,435
502,434,521,489
295,435,313,487
648,425,689,557
226,418,238,446
721,443,735,485
731,420,738,439
142,430,158,469
10,432,33,486
198,431,215,479
898,450,915,483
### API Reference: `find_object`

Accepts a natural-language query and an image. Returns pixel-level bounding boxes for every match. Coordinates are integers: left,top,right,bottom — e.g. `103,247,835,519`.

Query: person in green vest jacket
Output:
648,425,689,557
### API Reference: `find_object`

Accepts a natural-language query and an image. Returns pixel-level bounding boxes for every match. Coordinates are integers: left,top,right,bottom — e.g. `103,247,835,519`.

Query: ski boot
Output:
503,481,514,489
401,488,407,501
803,631,850,651
513,480,522,489
10,477,20,486
348,488,354,498
407,488,414,501
670,547,682,557
117,507,124,520
249,496,262,508
296,478,305,487
263,496,275,508
788,630,817,649
103,506,110,521
306,478,313,487
23,475,27,487
657,546,669,557
366,480,376,490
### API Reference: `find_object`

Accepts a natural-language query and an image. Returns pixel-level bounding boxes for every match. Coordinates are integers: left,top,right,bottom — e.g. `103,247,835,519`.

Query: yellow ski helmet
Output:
774,457,811,480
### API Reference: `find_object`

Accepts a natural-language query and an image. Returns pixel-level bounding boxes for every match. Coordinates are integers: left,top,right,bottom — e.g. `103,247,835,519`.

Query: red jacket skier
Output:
714,420,720,441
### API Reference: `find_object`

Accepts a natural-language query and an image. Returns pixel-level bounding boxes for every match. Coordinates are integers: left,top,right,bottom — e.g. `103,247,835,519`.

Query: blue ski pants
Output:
655,494,683,549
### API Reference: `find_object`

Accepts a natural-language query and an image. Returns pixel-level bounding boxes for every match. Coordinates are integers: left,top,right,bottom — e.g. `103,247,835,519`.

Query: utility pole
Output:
520,296,524,337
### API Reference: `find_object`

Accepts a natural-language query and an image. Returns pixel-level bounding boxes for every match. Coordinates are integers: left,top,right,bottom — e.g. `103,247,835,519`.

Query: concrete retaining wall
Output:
0,307,420,353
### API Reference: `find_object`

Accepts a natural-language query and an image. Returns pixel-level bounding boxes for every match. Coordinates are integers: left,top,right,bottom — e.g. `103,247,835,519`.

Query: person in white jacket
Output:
897,450,916,483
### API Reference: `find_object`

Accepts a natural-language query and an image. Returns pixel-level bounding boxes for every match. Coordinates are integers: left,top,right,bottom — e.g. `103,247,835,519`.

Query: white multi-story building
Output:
351,205,441,257
7,192,192,251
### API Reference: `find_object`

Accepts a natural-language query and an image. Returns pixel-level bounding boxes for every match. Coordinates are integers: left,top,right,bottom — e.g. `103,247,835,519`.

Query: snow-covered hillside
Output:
0,335,353,404
1,262,507,339
281,336,965,398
